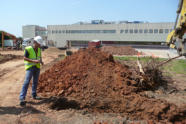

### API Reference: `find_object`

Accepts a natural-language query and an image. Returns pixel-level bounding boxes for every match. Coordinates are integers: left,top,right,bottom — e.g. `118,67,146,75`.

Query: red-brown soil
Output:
38,48,186,123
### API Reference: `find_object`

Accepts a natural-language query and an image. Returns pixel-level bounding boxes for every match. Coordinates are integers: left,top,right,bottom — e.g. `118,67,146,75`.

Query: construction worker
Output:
19,36,44,106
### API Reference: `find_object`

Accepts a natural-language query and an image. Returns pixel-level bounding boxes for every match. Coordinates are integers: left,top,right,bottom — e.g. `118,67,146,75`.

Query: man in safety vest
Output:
19,36,44,106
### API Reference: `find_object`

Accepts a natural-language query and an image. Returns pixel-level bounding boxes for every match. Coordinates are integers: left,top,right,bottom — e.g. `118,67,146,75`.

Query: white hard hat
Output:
34,36,43,45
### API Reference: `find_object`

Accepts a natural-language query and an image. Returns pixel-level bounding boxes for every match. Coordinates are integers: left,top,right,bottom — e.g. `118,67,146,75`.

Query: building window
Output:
144,29,148,33
103,30,116,33
134,29,138,33
139,29,143,33
52,30,55,34
159,29,163,33
60,30,116,34
149,29,153,33
120,30,124,33
165,29,169,33
129,29,133,33
65,30,68,33
97,30,101,33
59,30,61,33
125,29,128,33
71,30,76,33
93,30,101,33
154,29,158,34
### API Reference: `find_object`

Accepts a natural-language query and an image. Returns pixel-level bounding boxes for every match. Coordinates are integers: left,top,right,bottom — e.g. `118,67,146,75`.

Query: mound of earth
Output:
38,48,186,123
101,46,139,55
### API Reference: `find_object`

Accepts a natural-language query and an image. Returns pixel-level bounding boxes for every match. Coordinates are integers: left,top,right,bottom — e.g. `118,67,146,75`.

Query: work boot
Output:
32,96,41,100
20,100,26,106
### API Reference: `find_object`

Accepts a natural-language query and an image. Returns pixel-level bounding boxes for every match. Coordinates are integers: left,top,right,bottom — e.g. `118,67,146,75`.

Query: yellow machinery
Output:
166,0,186,56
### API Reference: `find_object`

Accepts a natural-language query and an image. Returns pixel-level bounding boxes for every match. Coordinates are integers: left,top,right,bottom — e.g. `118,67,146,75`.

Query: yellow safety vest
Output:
24,46,41,70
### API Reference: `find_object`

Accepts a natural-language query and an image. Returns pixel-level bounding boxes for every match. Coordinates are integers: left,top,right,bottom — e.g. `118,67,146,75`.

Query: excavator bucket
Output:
166,0,186,56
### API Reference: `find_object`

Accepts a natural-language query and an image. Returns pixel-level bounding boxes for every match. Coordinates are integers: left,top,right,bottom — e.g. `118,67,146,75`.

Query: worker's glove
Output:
40,61,44,65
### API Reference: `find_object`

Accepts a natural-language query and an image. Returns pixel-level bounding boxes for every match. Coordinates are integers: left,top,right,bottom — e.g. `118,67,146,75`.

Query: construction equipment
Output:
88,40,102,48
22,37,48,50
166,0,186,56
22,38,33,50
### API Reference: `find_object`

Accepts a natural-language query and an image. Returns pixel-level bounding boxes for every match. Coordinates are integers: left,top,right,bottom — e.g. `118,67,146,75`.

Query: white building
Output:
47,21,174,48
22,25,47,39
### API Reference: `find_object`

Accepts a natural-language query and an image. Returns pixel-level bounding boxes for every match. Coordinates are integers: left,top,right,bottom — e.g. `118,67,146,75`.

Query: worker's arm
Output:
40,57,44,65
39,49,44,65
24,57,40,63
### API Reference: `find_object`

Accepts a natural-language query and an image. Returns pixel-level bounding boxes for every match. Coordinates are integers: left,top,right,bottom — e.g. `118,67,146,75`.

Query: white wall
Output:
47,22,174,47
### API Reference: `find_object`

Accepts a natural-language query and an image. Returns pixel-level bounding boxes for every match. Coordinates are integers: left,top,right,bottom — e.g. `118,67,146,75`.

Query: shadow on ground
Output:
0,106,44,115
27,97,80,110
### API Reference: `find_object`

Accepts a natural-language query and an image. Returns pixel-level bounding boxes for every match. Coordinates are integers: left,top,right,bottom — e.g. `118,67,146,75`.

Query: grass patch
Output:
114,56,186,75
114,56,166,62
114,56,137,61
163,59,186,74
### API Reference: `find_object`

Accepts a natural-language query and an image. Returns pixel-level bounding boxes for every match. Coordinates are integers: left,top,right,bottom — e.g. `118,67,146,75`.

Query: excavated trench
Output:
0,53,22,64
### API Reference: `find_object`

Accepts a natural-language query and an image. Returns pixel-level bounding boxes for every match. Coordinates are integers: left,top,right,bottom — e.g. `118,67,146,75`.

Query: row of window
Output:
120,29,172,34
49,29,173,34
50,30,116,34
35,31,47,36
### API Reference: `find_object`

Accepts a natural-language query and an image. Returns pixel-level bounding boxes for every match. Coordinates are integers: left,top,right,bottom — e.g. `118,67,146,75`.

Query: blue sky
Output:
0,0,178,37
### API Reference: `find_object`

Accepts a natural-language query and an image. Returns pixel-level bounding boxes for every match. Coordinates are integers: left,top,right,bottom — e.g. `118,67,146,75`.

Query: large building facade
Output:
47,22,174,48
22,25,47,39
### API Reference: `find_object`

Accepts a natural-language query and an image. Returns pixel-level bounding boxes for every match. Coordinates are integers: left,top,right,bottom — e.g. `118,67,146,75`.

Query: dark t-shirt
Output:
24,50,29,58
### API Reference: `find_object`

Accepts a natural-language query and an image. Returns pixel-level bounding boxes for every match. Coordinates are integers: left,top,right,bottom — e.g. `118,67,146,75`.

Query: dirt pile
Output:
44,47,63,53
38,48,186,123
0,53,22,64
101,46,139,55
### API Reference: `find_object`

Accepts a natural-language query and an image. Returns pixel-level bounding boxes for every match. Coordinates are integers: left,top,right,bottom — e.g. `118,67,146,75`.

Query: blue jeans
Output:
19,66,40,101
